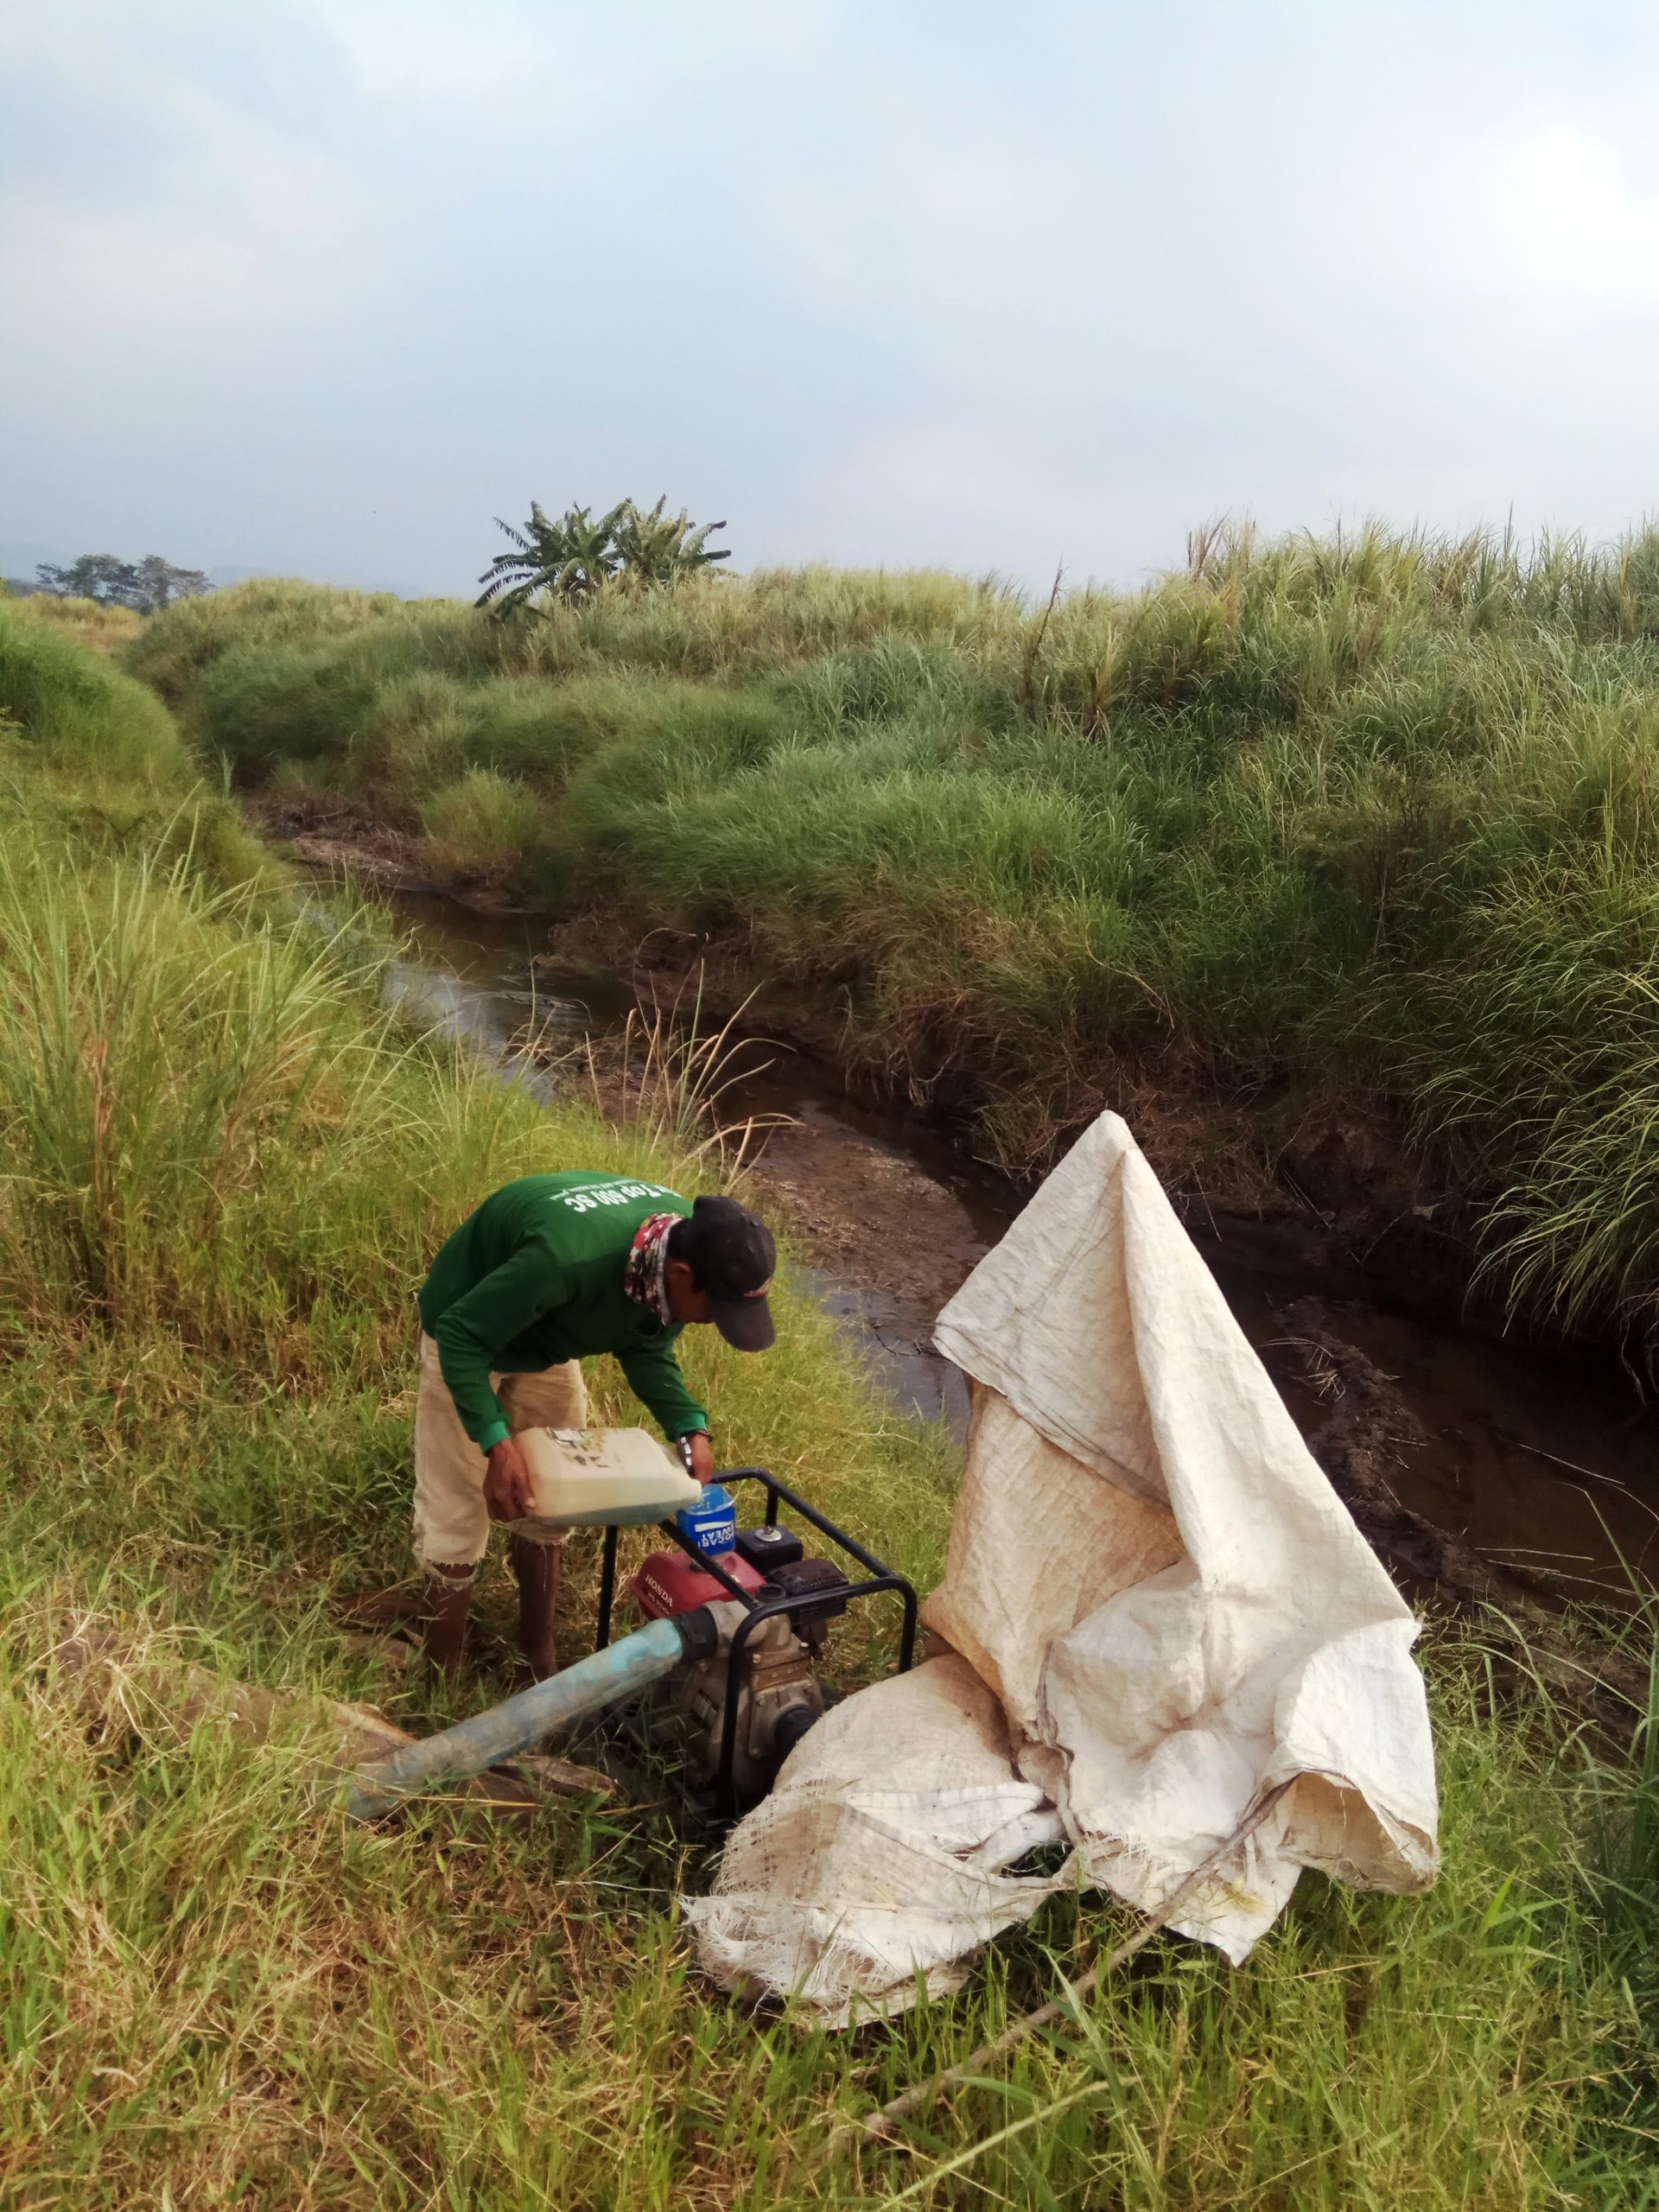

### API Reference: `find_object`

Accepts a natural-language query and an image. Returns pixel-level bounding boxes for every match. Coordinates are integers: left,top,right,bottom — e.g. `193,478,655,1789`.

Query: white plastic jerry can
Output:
516,1427,702,1530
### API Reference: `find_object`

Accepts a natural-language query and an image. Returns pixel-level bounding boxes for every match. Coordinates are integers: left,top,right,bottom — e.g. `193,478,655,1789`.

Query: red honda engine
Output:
632,1547,766,1620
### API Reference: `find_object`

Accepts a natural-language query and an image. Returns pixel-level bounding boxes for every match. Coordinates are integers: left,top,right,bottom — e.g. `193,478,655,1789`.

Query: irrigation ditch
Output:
293,833,1659,1628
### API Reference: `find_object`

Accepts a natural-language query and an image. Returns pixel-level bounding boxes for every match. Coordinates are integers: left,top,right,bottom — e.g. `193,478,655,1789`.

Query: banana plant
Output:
475,500,629,613
612,497,730,586
476,499,730,613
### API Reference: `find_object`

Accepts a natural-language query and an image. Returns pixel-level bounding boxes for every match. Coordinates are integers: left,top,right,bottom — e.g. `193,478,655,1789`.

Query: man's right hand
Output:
484,1436,536,1522
679,1430,715,1486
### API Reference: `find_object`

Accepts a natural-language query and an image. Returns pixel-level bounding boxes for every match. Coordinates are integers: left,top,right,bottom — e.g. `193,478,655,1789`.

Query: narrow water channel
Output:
373,884,1659,1608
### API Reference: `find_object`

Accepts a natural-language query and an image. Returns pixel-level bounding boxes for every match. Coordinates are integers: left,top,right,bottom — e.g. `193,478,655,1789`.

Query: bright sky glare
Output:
4,0,1659,596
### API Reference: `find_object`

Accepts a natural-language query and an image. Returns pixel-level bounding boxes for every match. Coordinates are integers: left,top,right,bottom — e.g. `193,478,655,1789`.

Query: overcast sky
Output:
4,1,1659,598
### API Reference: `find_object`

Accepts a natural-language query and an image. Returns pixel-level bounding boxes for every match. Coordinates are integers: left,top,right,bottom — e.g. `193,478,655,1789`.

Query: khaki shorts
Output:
412,1332,588,1567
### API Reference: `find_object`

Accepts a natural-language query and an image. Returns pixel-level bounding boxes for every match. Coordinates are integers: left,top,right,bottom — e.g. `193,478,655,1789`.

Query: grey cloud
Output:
4,0,1659,597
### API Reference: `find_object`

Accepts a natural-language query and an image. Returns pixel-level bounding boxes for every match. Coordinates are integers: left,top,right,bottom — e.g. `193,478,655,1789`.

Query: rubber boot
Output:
510,1534,562,1682
421,1562,476,1676
337,1582,426,1634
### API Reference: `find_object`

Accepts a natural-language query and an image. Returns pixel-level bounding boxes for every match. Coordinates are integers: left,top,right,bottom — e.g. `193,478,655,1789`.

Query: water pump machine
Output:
346,1437,917,1825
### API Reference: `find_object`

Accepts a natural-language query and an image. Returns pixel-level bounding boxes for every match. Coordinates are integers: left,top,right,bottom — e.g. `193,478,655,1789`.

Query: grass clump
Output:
0,601,1654,2206
2,595,185,782
3,589,146,655
419,766,548,882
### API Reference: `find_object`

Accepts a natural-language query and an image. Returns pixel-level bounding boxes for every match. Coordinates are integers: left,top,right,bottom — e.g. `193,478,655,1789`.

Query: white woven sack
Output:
690,1113,1439,2016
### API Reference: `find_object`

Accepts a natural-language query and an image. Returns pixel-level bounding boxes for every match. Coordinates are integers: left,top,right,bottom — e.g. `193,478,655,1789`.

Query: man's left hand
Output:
680,1431,715,1485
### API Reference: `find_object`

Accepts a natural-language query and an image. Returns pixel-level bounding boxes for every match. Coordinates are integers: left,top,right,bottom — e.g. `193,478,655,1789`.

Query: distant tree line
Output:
29,553,210,613
477,498,728,613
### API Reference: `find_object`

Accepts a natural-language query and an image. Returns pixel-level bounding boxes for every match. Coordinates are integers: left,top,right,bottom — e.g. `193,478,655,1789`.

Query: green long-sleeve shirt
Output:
418,1172,710,1452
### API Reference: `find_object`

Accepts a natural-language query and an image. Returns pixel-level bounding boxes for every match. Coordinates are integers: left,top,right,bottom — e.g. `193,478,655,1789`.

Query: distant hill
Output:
1,541,64,594
0,546,408,599
0,543,269,595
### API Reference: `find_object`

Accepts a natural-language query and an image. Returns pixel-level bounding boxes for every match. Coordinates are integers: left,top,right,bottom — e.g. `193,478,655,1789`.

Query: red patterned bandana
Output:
624,1211,679,1325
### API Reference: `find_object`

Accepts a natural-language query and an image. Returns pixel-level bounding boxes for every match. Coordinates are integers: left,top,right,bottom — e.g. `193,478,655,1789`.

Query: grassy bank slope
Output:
130,529,1659,1349
7,602,1656,2205
0,588,146,657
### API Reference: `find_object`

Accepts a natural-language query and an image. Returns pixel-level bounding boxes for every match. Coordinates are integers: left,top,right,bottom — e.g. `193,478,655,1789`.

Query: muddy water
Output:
374,887,1659,1605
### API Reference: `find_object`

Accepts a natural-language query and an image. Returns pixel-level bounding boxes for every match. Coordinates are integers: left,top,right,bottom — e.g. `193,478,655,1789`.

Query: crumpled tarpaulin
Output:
685,1113,1440,2021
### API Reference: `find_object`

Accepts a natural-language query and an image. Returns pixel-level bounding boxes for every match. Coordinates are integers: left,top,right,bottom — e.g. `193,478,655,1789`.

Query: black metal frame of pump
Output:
591,1466,919,1820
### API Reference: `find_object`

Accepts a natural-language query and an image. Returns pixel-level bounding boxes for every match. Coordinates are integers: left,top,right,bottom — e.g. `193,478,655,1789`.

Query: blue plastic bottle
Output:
675,1482,737,1557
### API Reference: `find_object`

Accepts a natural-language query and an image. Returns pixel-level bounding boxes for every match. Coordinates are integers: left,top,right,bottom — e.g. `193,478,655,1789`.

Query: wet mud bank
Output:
322,861,1659,1623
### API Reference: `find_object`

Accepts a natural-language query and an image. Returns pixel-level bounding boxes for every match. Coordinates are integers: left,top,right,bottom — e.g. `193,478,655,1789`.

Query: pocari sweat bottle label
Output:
676,1483,737,1556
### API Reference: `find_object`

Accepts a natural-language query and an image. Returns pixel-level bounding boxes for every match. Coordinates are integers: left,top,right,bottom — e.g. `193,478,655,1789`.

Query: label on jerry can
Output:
675,1482,737,1556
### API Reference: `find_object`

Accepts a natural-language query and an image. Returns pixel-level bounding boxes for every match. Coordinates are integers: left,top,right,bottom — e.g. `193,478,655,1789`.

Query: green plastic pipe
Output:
346,1611,707,1821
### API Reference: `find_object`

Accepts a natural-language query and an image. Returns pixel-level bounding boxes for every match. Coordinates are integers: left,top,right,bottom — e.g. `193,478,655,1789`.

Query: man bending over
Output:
369,1172,775,1676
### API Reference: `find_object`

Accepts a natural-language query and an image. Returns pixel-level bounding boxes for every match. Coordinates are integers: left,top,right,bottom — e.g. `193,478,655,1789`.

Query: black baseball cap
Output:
678,1194,776,1351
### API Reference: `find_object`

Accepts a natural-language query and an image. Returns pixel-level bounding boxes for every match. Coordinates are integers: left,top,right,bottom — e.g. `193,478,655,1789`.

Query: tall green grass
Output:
2,588,145,656
3,594,184,780
1,589,1656,2206
130,527,1659,1347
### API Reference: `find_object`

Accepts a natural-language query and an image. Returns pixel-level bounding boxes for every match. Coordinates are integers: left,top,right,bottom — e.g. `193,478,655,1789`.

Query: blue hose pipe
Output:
346,1611,706,1822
